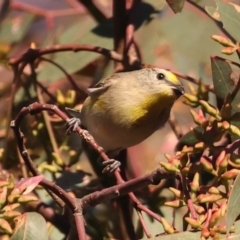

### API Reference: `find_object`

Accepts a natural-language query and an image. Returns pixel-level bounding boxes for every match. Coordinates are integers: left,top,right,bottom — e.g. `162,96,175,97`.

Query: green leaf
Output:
211,57,233,101
211,56,240,141
38,15,113,83
175,126,204,150
166,0,186,13
205,0,240,41
226,173,240,235
0,11,35,43
10,212,48,240
38,1,164,83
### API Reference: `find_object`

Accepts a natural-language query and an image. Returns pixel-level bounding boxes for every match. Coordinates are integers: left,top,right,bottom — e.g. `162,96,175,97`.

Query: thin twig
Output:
9,44,123,66
181,175,197,220
171,70,215,93
66,0,86,11
2,62,27,165
137,210,152,238
125,0,141,63
35,81,57,103
168,112,183,139
17,147,28,178
30,64,61,158
11,102,179,240
212,55,240,69
40,57,87,97
204,208,212,228
11,1,85,17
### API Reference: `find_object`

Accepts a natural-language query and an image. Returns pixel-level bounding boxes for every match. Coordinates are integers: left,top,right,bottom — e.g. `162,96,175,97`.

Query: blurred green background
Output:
0,0,240,239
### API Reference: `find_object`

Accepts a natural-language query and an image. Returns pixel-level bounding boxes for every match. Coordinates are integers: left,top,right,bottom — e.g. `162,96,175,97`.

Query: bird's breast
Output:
81,92,174,151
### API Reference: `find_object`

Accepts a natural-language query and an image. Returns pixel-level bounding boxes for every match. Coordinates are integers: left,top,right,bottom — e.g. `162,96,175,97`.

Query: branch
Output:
81,168,173,208
9,44,123,66
11,102,177,239
39,57,87,97
11,1,85,15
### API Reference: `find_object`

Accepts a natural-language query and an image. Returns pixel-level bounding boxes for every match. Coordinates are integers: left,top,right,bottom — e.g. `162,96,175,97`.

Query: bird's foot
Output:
65,117,81,134
101,159,121,174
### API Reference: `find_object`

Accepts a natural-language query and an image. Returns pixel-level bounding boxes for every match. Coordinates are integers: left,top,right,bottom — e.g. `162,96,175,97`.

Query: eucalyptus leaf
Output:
10,212,48,240
176,126,204,150
211,57,233,100
38,1,164,83
38,15,112,83
205,0,240,41
211,57,240,141
166,0,186,13
0,11,35,43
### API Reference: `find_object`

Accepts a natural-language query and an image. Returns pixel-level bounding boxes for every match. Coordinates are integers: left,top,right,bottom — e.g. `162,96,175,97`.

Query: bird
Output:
66,68,184,173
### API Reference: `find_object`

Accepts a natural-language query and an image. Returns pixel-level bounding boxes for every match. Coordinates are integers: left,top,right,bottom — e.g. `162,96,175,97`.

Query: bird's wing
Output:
65,107,81,119
87,73,120,96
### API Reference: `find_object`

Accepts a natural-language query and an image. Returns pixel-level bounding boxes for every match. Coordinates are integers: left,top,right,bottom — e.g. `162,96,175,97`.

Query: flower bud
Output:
229,124,240,137
199,100,221,120
164,200,185,208
221,169,240,180
3,203,20,212
185,217,201,229
169,187,184,199
184,93,198,104
197,194,222,203
52,152,64,167
211,35,236,47
2,211,21,220
194,205,205,215
160,162,180,173
221,47,237,55
194,142,206,150
18,195,38,203
56,90,65,105
190,110,205,126
190,172,200,192
197,80,208,101
209,208,221,228
65,90,76,105
208,187,220,195
0,219,13,234
201,228,210,238
200,157,214,173
160,217,174,234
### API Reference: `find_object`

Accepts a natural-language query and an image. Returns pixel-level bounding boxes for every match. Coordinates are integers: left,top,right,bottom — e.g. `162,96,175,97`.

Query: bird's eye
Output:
157,73,165,80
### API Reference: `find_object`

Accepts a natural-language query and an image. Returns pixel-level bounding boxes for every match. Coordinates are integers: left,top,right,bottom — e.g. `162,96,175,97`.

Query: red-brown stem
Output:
171,70,214,93
125,0,140,53
137,210,152,238
226,139,240,154
39,57,87,97
9,45,123,66
11,1,85,17
113,0,127,71
74,212,86,240
181,175,197,220
204,209,212,228
212,55,240,69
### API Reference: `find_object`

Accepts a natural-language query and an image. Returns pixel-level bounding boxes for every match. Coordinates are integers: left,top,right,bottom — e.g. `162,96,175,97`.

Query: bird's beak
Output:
172,86,185,98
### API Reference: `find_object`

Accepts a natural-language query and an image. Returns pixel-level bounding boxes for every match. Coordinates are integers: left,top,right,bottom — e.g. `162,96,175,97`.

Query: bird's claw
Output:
102,159,121,174
65,117,81,134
